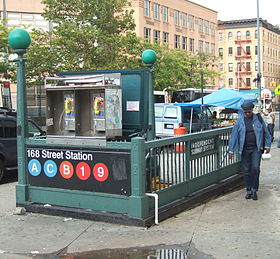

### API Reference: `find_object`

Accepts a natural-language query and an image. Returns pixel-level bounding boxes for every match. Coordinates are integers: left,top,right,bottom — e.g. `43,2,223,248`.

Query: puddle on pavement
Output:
38,243,214,259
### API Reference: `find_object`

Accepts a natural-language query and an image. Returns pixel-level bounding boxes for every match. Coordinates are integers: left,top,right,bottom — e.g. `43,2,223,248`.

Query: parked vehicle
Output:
155,103,213,138
0,108,45,182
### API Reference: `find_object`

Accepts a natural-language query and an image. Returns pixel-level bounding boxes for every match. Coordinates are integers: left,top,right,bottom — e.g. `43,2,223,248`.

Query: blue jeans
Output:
241,146,262,193
267,124,274,141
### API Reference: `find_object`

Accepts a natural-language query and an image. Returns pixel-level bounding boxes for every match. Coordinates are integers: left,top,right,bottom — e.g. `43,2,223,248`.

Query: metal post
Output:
2,0,7,27
141,49,157,141
201,71,204,106
200,71,206,130
8,28,31,202
256,0,262,111
147,65,155,141
14,50,29,185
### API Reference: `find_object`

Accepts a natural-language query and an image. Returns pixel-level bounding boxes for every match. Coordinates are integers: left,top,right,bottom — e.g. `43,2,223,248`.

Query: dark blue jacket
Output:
229,112,272,153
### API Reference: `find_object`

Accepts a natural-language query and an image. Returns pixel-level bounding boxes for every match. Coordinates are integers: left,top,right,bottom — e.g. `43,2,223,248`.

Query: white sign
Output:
261,89,272,99
126,101,139,111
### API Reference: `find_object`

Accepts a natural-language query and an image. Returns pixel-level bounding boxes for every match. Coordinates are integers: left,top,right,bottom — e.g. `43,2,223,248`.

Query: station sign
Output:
190,138,215,156
26,146,131,196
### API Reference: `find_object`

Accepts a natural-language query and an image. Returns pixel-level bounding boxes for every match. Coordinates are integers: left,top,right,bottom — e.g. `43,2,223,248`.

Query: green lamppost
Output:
8,28,31,202
141,49,157,141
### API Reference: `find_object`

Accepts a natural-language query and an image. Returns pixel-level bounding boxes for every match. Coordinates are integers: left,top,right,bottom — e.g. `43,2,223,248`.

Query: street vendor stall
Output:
175,88,257,129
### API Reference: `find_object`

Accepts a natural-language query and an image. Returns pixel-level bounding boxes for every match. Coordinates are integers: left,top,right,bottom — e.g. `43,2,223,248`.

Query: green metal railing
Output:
144,126,241,207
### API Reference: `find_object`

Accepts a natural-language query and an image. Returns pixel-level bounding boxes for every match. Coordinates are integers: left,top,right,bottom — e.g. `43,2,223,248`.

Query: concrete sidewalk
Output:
0,132,279,259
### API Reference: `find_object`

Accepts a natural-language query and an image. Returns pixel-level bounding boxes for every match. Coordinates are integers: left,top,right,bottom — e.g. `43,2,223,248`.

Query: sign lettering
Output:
191,138,215,156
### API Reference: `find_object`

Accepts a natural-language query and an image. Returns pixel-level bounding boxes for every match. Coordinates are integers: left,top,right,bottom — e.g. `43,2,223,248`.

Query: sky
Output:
191,0,280,26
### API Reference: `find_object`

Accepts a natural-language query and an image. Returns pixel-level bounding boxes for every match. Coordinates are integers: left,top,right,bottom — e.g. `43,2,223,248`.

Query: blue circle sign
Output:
28,159,42,176
44,160,58,178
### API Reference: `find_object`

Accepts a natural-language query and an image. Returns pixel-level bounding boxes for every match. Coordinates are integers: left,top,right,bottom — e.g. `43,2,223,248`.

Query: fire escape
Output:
235,37,252,89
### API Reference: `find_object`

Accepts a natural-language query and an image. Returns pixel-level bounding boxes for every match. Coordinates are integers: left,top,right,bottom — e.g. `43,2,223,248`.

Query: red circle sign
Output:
59,161,74,179
76,162,91,180
93,163,109,182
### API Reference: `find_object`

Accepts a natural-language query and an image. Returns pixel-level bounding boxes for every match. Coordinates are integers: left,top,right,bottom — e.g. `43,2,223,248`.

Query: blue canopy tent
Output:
173,88,257,132
175,88,257,110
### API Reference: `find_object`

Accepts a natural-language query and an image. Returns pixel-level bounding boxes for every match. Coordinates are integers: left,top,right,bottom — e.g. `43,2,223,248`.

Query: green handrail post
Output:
141,49,157,141
8,28,31,203
129,137,149,218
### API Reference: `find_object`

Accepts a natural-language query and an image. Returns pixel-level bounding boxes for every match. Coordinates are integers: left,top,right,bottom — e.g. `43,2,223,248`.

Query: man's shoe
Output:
245,193,252,199
252,192,258,200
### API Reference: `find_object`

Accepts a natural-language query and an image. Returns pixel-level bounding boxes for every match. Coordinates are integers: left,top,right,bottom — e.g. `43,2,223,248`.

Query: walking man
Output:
228,101,271,200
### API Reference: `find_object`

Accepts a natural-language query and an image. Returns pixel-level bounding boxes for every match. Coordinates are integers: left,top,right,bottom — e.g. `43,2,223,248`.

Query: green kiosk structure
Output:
9,29,242,226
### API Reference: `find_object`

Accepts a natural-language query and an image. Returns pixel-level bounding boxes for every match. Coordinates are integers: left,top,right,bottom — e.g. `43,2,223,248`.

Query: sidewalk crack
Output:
186,203,207,257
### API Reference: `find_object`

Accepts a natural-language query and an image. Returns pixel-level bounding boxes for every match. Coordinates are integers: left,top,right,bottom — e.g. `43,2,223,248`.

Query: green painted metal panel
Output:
26,139,132,149
28,186,130,213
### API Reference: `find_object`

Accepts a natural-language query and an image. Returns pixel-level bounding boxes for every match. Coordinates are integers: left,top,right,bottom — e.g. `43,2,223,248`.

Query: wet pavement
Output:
0,131,279,259
29,243,214,259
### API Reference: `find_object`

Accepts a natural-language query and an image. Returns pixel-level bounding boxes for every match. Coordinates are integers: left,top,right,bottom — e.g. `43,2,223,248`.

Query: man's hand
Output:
229,153,234,159
265,148,270,153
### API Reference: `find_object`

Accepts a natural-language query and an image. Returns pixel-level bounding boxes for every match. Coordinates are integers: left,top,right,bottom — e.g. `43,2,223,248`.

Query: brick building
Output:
1,0,218,53
217,18,280,94
127,0,218,54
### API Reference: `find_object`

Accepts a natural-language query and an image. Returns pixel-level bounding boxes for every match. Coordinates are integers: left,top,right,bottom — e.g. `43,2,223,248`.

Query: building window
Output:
228,47,233,56
237,62,242,72
246,46,251,55
218,32,223,41
237,46,241,56
218,63,224,72
182,13,187,27
162,6,168,22
255,62,258,71
205,42,209,53
228,78,233,87
246,30,250,40
228,63,233,72
174,35,180,49
144,27,151,42
210,22,215,36
204,20,209,34
228,32,233,41
189,38,195,52
163,32,169,43
218,47,223,57
246,78,251,87
198,18,203,33
198,40,203,52
246,62,251,71
154,30,160,43
237,31,241,40
144,0,150,17
255,46,258,55
182,36,187,50
153,3,160,20
189,15,194,30
174,10,179,26
211,43,215,55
